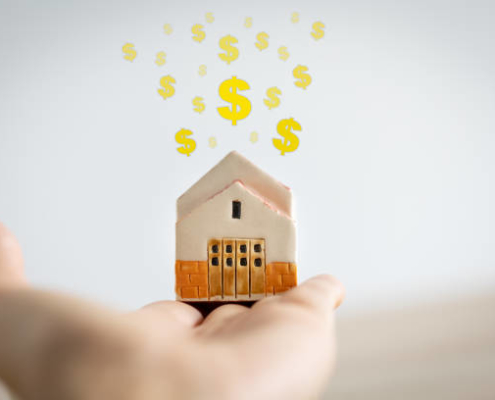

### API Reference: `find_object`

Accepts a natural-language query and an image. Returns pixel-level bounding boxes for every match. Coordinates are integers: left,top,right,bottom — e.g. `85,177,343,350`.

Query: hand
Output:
0,222,344,400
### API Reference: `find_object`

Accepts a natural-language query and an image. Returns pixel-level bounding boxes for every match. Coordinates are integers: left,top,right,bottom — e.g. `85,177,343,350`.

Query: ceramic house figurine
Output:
175,151,297,302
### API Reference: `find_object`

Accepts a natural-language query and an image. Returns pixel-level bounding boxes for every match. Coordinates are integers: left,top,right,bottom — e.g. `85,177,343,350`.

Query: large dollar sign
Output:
293,65,312,90
122,43,136,61
273,118,301,155
155,51,166,66
158,75,176,100
192,96,205,113
278,46,289,61
217,76,252,126
218,35,239,64
311,21,325,40
175,128,196,157
192,24,206,43
264,87,281,110
255,32,269,50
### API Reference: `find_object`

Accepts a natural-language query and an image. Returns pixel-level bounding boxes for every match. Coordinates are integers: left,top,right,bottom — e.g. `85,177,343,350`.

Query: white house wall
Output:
176,182,296,263
176,151,293,221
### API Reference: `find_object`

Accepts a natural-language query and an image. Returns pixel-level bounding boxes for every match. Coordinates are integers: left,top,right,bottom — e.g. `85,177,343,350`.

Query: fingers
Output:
0,222,27,290
131,300,204,330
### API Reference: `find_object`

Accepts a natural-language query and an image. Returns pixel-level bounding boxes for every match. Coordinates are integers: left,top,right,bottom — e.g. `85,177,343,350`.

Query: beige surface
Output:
324,292,495,399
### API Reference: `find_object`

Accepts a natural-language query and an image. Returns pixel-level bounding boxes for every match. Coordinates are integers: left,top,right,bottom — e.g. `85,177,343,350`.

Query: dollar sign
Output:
291,12,299,23
208,136,217,148
217,76,252,126
155,51,166,66
293,65,312,90
157,75,176,100
192,24,206,43
122,43,136,61
206,12,214,23
255,32,269,50
264,87,282,110
175,128,196,157
311,21,325,40
193,96,205,113
250,131,258,144
163,24,173,35
273,118,301,155
244,17,253,28
278,46,289,61
198,65,207,76
218,35,239,64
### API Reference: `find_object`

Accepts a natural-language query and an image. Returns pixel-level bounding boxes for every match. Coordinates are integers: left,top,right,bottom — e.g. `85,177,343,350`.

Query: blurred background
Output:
0,0,494,398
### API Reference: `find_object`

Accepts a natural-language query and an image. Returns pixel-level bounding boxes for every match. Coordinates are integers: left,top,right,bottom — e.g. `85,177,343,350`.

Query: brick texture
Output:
265,262,298,295
176,260,208,299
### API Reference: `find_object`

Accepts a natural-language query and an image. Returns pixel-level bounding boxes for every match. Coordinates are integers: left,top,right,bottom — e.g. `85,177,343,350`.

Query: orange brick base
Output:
175,260,208,299
265,262,298,295
175,260,297,300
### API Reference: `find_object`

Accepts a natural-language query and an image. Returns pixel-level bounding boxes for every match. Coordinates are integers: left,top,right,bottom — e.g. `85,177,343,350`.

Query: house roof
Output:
177,151,293,220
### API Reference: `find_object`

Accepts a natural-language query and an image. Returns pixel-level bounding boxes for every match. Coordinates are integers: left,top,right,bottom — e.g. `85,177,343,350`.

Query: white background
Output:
0,0,494,315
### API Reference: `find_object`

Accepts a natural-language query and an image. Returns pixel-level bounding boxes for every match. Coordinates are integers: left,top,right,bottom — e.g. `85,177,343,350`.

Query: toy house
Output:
175,151,297,301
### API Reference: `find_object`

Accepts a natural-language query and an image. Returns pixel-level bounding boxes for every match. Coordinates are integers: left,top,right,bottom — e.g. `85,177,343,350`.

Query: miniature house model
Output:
175,151,297,301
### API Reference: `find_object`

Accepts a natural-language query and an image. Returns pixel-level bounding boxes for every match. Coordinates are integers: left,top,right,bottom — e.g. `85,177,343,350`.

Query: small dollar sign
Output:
293,65,312,90
291,12,299,23
192,96,205,113
175,128,196,157
250,131,258,144
205,12,214,23
122,43,136,61
163,24,173,35
208,136,217,148
264,87,282,110
273,118,301,155
198,65,207,76
157,75,176,100
278,46,289,61
255,32,269,50
218,35,239,64
155,51,166,66
244,17,253,28
192,24,206,43
217,76,252,126
311,21,325,40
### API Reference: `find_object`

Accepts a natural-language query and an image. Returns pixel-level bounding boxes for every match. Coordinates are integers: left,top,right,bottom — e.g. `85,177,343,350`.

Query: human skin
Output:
0,222,344,400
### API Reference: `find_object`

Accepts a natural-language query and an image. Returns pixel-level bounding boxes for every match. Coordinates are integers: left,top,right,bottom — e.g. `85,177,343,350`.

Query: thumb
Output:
0,222,27,290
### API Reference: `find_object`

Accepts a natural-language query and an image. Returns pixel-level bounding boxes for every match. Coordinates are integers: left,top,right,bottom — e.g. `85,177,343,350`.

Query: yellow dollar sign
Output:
163,24,173,35
157,75,176,100
293,65,312,90
255,32,269,50
250,131,258,144
291,12,299,23
244,17,253,28
273,118,301,155
205,12,214,23
198,64,207,76
122,43,136,61
175,128,196,157
218,35,239,64
311,21,325,40
264,87,282,110
217,76,252,126
155,51,166,66
278,46,289,61
192,96,205,113
192,24,205,43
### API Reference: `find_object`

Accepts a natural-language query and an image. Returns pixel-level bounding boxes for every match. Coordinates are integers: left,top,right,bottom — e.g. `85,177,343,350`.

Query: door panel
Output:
250,239,266,297
222,239,236,299
235,239,250,298
208,239,223,299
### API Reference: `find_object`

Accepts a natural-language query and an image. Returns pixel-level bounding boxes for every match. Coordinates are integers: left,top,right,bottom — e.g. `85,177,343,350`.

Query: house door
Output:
208,238,266,300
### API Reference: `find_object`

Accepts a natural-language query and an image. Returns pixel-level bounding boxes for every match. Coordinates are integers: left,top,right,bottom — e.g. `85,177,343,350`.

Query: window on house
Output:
232,201,241,219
